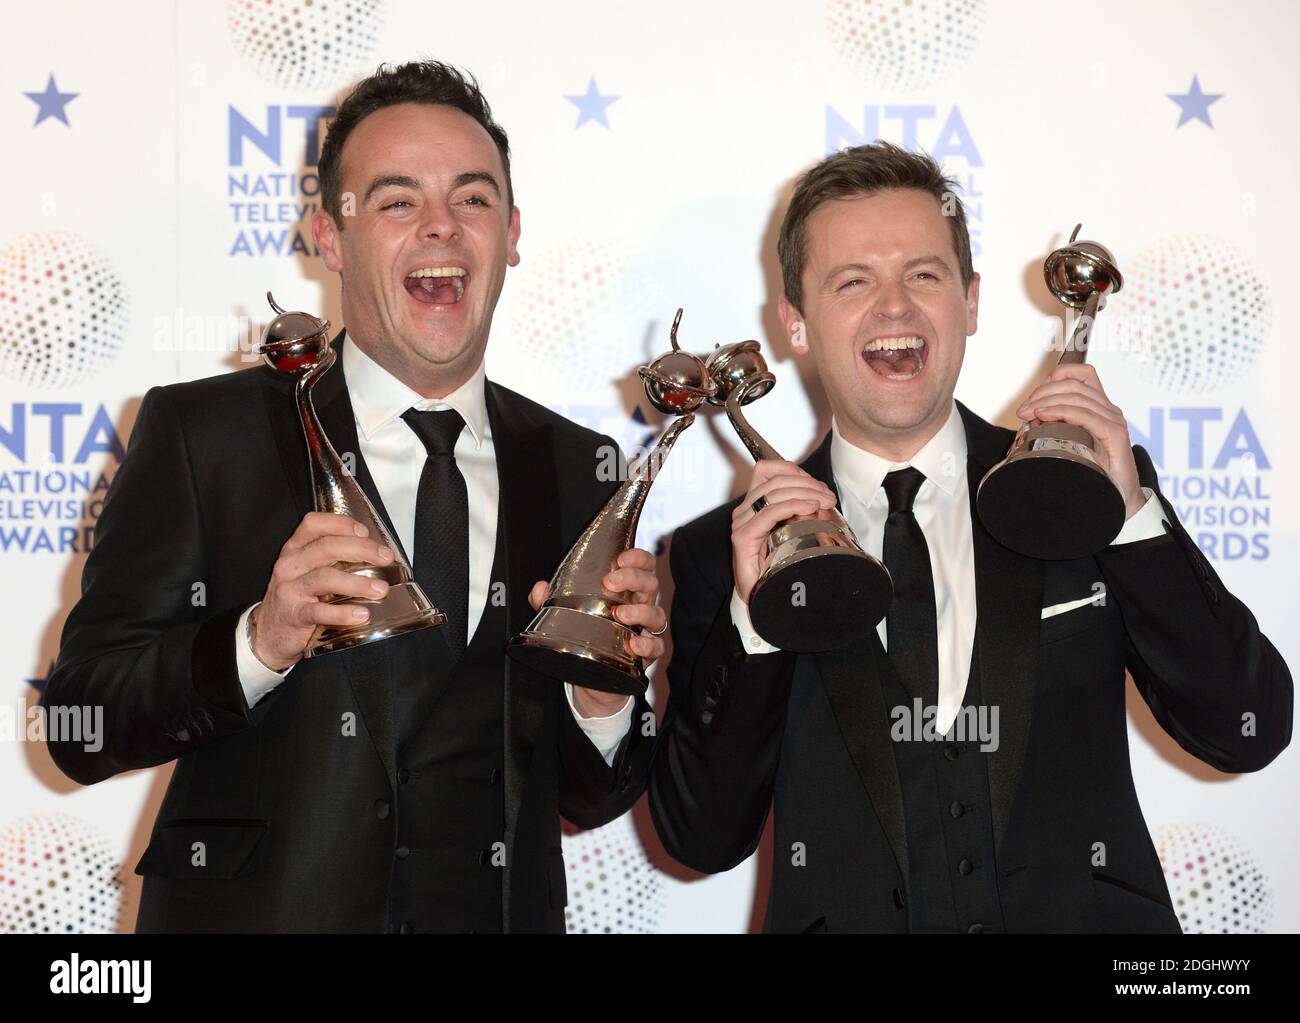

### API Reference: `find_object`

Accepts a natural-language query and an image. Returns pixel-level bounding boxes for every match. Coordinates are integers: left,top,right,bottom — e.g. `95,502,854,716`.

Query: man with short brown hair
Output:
649,141,1292,933
44,61,664,933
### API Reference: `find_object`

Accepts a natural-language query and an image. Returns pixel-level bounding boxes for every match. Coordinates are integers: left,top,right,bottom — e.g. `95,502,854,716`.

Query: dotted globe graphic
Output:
1112,235,1270,394
226,0,384,92
505,235,657,397
1157,822,1273,934
826,0,985,91
563,817,666,934
0,232,129,389
0,814,124,934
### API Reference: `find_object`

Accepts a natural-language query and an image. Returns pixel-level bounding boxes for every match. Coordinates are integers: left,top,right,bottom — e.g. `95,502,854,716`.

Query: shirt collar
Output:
341,329,489,448
829,401,967,511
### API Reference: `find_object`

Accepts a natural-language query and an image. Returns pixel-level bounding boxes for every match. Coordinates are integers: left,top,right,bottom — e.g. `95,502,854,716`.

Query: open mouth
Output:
403,266,467,305
862,335,927,381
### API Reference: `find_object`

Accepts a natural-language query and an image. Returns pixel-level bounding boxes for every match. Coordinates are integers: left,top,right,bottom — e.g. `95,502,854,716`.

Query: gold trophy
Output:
706,339,892,651
506,309,712,695
976,225,1127,560
257,293,445,655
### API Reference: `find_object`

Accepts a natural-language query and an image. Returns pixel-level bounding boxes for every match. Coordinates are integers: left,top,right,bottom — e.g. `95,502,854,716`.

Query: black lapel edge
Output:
958,400,1044,853
802,431,910,885
487,380,561,930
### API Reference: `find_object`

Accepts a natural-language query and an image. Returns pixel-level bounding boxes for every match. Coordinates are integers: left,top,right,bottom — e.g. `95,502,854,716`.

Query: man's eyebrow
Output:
451,171,501,197
824,261,872,281
904,254,952,271
363,174,421,203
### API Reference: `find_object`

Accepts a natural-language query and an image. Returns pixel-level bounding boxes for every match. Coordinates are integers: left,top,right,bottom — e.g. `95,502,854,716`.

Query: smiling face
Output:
779,187,979,460
313,102,520,397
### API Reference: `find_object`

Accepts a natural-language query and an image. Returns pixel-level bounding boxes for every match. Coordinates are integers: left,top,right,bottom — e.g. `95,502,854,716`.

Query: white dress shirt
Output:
731,401,1170,734
235,331,634,764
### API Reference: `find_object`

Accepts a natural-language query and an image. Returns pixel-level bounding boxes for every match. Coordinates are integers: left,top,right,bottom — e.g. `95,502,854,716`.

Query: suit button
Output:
943,745,959,761
395,845,410,860
373,798,390,820
958,858,974,876
489,767,501,785
949,801,965,819
967,923,985,934
398,768,412,785
892,887,905,910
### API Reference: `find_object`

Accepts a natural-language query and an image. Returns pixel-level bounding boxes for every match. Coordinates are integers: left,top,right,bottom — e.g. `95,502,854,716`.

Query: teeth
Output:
863,336,925,353
406,267,467,278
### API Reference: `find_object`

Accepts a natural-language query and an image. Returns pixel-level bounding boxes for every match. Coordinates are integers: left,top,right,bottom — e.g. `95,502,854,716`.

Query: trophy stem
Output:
506,413,696,694
294,347,344,501
723,377,781,462
1058,289,1103,368
547,413,694,604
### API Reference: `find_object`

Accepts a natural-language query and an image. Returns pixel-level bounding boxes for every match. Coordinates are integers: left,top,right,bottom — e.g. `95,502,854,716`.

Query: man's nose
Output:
871,277,914,319
418,199,458,241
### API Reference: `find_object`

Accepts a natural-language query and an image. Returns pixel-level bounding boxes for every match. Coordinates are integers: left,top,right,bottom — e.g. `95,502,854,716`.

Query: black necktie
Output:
882,467,939,708
401,407,469,659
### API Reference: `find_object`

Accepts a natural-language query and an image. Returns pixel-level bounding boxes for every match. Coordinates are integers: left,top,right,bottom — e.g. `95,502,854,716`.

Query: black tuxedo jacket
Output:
42,335,653,933
650,401,1292,933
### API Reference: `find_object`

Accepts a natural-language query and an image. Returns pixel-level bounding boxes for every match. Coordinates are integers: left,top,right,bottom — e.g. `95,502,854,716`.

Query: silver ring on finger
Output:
751,495,767,514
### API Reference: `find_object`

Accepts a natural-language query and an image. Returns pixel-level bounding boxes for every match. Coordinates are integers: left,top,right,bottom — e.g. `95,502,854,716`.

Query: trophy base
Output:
749,547,893,652
977,449,1127,561
305,580,446,657
506,605,648,696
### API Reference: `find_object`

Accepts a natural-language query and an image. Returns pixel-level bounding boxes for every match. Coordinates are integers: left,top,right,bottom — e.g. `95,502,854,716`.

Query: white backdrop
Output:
1,0,1295,933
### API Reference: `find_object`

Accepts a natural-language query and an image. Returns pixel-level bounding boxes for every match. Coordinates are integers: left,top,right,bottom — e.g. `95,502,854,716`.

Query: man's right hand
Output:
250,512,396,670
730,461,837,604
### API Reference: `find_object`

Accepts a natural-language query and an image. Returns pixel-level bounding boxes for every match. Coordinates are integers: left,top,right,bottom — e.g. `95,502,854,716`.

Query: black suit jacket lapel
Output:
259,330,401,791
801,433,911,885
957,400,1043,853
486,381,562,890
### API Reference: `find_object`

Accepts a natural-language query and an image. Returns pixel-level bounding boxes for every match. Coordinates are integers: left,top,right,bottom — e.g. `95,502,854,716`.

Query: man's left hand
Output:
527,547,666,716
1016,363,1146,519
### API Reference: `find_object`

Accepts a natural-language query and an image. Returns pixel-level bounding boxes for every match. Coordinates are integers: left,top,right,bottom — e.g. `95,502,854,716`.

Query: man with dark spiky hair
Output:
649,141,1292,933
43,61,664,933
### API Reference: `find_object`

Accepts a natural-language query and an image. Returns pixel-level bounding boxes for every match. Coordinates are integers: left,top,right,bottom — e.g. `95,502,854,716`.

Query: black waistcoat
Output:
882,639,1007,933
385,511,508,934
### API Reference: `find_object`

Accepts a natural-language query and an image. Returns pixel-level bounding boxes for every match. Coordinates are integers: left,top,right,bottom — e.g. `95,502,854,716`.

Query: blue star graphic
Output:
26,662,53,695
565,77,619,129
1167,75,1223,129
25,74,79,127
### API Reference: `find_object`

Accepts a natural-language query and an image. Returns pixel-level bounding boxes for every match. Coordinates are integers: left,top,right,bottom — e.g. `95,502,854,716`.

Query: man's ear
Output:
965,270,980,336
778,295,809,354
312,209,344,274
506,205,521,267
